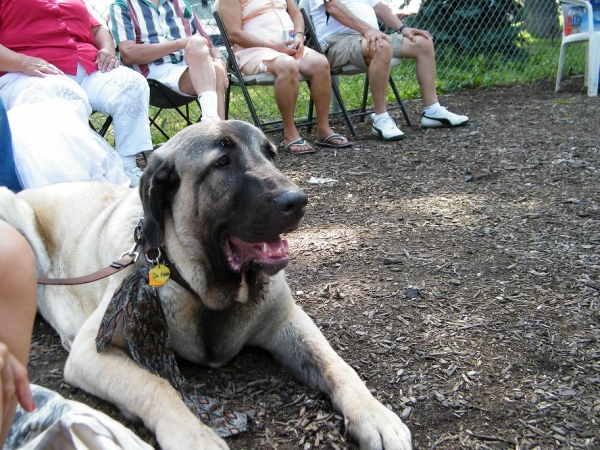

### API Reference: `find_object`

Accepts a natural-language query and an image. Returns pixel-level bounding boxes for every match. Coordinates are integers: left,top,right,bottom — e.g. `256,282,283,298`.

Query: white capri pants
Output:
0,64,152,157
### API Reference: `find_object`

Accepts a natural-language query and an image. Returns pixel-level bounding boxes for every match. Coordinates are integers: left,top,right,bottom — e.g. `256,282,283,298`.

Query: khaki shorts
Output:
324,32,404,71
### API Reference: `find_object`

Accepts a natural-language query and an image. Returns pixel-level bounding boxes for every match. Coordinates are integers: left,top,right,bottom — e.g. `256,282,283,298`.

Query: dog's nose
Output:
273,189,308,216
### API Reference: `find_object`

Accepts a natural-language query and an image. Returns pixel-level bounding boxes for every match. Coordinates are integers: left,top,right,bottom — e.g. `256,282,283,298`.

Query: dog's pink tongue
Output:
228,235,289,271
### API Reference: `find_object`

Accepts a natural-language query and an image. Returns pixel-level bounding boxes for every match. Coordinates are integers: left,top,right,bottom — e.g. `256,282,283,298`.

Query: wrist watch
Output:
398,25,408,34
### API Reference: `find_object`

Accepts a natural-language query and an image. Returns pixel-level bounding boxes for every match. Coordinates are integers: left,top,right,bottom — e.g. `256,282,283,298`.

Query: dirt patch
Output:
28,79,599,449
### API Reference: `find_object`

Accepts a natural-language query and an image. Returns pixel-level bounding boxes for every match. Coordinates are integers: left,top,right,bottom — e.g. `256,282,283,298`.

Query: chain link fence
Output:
89,0,587,144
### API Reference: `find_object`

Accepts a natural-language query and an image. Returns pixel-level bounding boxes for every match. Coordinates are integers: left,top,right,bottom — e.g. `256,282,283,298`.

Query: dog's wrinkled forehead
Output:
156,120,276,163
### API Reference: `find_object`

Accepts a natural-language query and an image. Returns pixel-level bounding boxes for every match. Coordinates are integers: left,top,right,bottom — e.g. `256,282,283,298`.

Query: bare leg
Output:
264,56,312,152
398,35,438,107
299,52,349,145
362,39,393,114
0,220,36,446
178,36,226,119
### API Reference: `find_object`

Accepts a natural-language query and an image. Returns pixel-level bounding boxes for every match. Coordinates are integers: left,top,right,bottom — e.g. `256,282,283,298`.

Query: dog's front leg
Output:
63,296,229,450
260,303,412,450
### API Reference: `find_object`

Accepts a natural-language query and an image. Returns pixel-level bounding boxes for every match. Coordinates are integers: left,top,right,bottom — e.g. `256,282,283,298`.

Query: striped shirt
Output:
110,0,213,76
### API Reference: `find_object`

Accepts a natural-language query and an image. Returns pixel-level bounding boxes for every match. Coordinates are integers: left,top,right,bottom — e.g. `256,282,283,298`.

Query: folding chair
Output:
299,0,412,128
89,113,113,138
147,79,202,140
212,6,355,136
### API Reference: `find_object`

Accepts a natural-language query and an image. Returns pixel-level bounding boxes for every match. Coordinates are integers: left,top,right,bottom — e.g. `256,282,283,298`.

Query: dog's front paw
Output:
156,419,230,450
344,399,412,450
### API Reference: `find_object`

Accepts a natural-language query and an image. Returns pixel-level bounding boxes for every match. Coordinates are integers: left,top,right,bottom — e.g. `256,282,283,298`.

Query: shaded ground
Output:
29,79,599,449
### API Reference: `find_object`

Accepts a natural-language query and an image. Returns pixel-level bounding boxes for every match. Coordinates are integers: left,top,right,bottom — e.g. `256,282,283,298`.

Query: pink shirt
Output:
233,0,311,76
0,0,101,76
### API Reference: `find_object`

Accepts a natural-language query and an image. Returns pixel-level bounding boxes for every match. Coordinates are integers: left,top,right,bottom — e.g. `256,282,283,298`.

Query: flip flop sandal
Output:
282,138,316,155
314,133,353,149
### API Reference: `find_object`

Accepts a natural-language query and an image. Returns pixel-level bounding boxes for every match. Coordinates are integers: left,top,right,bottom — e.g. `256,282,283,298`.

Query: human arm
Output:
117,37,193,66
219,0,296,55
92,25,120,72
286,0,306,53
0,44,63,77
323,0,391,49
373,1,431,42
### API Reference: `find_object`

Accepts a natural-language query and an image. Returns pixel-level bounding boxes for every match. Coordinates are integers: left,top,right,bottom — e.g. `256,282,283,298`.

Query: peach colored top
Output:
233,0,313,75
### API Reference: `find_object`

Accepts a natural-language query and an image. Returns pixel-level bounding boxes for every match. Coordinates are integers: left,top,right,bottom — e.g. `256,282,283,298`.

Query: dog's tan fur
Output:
0,121,411,449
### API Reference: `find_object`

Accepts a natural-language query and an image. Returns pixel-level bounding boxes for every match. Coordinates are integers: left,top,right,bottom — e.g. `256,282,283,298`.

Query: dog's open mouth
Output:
225,235,290,275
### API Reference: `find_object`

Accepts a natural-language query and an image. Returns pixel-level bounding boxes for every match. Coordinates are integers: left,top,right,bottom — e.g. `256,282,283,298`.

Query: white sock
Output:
199,91,220,122
373,112,390,125
424,102,440,116
121,155,137,169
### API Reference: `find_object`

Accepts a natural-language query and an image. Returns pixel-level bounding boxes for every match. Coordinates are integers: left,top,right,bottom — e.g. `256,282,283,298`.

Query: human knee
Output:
312,53,331,75
366,40,393,65
97,68,149,116
275,56,300,80
185,35,211,60
378,39,394,58
417,36,435,56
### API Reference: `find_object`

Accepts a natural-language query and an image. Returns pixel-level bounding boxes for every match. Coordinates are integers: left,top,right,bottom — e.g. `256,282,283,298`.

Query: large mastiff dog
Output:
0,121,411,449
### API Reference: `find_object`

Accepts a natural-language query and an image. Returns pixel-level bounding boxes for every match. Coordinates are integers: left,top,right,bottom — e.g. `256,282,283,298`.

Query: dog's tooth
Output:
262,243,268,254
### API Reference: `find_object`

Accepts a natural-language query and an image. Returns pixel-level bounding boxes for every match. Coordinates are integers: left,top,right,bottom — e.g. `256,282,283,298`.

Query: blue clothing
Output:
0,98,22,193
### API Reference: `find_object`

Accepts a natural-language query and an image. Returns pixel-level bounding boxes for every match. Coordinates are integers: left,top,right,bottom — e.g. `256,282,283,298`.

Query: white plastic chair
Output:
556,0,600,97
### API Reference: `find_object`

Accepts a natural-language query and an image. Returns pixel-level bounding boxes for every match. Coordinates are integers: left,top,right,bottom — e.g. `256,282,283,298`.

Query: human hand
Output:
20,57,63,78
291,35,305,55
1,341,34,423
363,29,391,52
400,27,432,43
95,48,120,73
272,41,297,56
178,36,194,50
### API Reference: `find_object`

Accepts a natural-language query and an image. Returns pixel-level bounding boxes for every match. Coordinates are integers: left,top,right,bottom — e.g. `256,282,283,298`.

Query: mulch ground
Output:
28,78,599,449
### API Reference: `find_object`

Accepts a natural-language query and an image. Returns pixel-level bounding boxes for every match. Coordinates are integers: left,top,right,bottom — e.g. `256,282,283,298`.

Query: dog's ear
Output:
139,152,180,254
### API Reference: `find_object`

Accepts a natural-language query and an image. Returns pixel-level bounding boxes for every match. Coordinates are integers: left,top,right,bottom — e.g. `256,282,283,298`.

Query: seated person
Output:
308,0,469,141
218,0,353,154
110,0,228,123
0,0,152,186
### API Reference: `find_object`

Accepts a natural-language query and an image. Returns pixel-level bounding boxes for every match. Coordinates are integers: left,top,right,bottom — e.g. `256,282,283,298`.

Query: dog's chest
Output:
160,292,258,366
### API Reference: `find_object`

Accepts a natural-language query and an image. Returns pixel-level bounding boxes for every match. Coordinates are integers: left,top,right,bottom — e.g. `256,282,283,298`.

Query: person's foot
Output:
124,165,143,187
201,115,220,123
372,116,405,141
421,106,469,128
283,138,315,155
315,133,353,149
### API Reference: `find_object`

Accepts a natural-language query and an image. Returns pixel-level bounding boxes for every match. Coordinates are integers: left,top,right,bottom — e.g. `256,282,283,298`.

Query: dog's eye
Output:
214,155,230,167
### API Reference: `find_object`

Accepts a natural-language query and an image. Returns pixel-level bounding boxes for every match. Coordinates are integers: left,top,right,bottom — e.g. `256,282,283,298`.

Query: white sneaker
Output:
371,116,405,141
124,165,143,187
421,106,469,128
